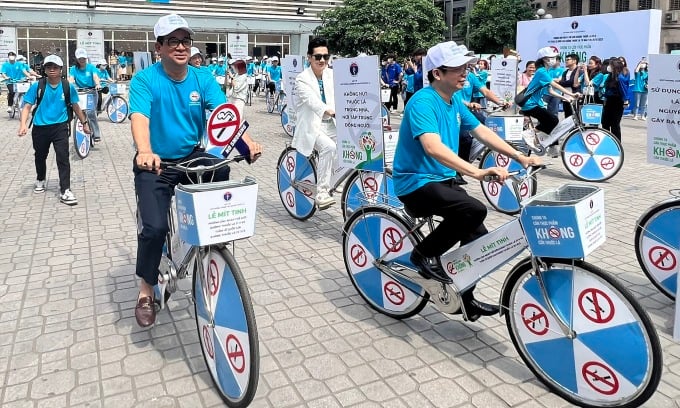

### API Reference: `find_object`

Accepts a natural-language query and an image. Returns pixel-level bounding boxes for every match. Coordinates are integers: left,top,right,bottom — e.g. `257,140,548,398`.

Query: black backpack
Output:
29,78,73,128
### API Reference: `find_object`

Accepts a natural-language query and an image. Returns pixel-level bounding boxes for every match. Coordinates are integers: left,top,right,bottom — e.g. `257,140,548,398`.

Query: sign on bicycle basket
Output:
207,103,241,147
175,177,258,246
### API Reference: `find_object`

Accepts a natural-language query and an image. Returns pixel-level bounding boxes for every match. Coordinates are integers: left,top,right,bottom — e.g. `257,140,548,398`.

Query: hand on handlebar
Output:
477,166,509,183
136,152,162,174
517,153,543,169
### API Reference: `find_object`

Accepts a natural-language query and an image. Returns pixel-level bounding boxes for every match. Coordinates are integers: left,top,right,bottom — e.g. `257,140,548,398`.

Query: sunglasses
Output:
166,37,193,48
311,54,331,61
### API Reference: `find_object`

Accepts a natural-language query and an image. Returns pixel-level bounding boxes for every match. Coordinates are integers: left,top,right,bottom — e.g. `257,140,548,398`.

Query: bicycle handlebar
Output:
159,154,258,174
482,164,546,182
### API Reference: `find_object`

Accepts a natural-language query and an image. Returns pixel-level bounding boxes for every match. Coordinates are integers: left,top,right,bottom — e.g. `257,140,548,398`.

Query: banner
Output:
281,55,304,133
227,33,248,60
0,27,17,64
646,54,680,168
333,55,384,171
77,29,104,64
489,58,518,105
516,10,661,72
133,52,152,73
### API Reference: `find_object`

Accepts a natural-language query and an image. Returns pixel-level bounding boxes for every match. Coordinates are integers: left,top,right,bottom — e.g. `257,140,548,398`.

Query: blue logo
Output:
223,191,232,201
350,62,359,76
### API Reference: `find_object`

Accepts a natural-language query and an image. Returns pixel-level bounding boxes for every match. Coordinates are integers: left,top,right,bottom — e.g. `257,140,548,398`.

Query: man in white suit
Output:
291,37,336,209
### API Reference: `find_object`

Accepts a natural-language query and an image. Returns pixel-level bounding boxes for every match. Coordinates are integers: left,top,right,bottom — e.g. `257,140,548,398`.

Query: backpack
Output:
29,78,73,128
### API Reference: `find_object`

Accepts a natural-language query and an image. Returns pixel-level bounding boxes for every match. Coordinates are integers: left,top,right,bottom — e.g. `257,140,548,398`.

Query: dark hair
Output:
524,60,535,72
8,51,16,56
605,59,624,90
588,56,602,78
535,58,548,69
307,37,329,55
566,53,580,63
412,48,426,57
156,36,165,45
233,60,247,74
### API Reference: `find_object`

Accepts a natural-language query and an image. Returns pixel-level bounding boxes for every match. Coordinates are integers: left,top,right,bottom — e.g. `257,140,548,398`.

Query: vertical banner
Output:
133,52,152,73
281,55,304,135
227,33,248,60
76,29,104,63
0,27,17,64
489,58,518,106
333,56,384,171
646,54,680,168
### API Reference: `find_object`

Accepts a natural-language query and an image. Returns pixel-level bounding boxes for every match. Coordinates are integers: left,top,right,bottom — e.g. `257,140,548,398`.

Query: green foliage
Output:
455,0,535,54
316,0,446,58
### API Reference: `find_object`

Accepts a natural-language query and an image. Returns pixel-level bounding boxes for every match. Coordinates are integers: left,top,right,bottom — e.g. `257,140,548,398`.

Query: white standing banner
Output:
333,56,384,171
516,10,661,71
76,29,104,63
281,55,304,133
0,27,17,64
133,52,152,73
646,54,680,168
227,33,248,60
489,58,518,105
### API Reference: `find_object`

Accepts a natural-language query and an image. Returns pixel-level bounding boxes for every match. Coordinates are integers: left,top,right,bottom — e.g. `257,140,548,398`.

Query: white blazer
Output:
291,67,335,156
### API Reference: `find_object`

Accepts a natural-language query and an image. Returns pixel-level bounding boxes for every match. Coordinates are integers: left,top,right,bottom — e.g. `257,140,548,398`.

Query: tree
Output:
455,0,535,54
316,0,446,58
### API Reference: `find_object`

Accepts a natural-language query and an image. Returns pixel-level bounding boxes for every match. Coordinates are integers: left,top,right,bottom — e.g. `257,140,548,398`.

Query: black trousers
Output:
523,106,559,135
601,96,624,141
32,122,71,193
134,149,230,286
399,179,488,258
7,84,15,106
388,86,400,111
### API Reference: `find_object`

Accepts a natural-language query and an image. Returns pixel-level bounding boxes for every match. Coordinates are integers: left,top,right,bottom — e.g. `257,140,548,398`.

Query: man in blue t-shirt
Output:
129,14,262,328
380,54,403,112
68,48,103,141
393,41,541,321
265,56,282,96
17,55,90,205
1,51,31,113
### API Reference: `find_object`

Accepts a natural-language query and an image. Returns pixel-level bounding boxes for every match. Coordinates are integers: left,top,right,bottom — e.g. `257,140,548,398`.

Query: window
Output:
671,0,680,11
452,7,466,27
638,0,652,9
615,0,629,12
589,0,600,14
570,0,582,16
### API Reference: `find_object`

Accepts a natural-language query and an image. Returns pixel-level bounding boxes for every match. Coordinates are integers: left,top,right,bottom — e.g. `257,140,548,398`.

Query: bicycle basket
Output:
14,82,31,93
520,184,605,259
580,104,603,126
109,83,127,95
175,177,258,246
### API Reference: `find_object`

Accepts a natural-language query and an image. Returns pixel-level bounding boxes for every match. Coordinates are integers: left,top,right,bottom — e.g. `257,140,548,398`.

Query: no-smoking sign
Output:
207,103,241,146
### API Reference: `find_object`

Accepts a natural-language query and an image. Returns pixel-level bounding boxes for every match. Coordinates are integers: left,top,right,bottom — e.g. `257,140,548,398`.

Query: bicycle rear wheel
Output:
503,258,662,408
634,199,680,300
478,149,537,215
106,95,128,123
276,147,317,220
72,117,91,159
340,170,399,221
561,129,624,182
193,245,259,408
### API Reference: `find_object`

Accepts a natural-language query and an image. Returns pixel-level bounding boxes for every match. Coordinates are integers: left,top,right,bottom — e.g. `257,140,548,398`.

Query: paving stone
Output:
30,370,76,398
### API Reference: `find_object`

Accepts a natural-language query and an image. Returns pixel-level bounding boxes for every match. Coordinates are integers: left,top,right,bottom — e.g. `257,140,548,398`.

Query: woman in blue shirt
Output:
631,59,649,120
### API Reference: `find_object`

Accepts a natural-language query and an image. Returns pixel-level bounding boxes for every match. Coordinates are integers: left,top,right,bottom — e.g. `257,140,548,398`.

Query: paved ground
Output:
0,92,679,408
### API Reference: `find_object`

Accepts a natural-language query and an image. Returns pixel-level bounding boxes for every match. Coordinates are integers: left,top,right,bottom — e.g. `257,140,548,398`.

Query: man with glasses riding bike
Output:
393,41,541,321
129,14,262,327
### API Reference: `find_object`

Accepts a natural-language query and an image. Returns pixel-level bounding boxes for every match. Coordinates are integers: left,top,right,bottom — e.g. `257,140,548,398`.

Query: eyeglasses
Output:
311,54,331,61
438,65,469,75
166,37,193,48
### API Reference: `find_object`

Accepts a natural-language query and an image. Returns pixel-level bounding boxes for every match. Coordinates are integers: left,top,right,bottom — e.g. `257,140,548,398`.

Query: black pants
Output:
602,96,624,141
388,86,399,111
32,122,71,193
399,179,488,258
459,109,486,161
134,150,230,286
7,84,15,106
523,106,559,135
404,91,415,106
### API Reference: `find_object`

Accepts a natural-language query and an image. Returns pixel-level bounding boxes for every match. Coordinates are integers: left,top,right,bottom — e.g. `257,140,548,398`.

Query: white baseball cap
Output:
154,14,194,39
217,57,224,62
43,55,64,67
246,56,253,61
99,58,108,65
190,47,202,58
423,41,477,73
75,48,88,59
270,56,279,62
211,57,217,62
537,46,559,59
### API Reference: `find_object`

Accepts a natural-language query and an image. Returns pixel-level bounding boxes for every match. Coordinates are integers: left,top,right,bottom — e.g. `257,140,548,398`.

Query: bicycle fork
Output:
530,257,577,339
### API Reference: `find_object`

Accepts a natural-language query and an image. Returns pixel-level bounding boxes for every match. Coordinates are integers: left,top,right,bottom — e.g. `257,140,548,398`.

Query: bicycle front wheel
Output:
634,199,680,300
504,258,662,408
10,96,21,119
72,117,91,159
106,95,128,123
561,129,624,182
265,93,274,113
478,149,537,215
276,147,317,220
280,104,294,137
193,245,259,408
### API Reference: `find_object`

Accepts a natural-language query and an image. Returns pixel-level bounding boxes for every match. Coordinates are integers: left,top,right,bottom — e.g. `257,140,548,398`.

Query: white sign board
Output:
76,29,104,64
647,54,680,168
333,55,384,171
0,27,17,64
227,33,248,60
516,10,661,71
489,58,518,105
281,55,304,133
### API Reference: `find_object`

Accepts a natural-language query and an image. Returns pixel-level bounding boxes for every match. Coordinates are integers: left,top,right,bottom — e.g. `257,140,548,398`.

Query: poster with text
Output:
647,54,680,168
227,33,248,60
333,55,384,171
281,55,304,133
489,58,518,105
0,27,17,64
77,29,104,64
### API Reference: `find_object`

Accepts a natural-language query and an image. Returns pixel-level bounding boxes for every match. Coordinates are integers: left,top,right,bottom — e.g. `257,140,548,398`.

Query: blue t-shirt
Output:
633,70,648,93
382,63,403,88
98,68,112,82
23,80,80,126
459,71,485,102
267,65,282,82
1,61,27,81
213,64,226,77
246,62,255,76
393,87,480,196
129,63,227,159
69,64,98,88
404,73,414,93
522,67,553,110
472,70,489,98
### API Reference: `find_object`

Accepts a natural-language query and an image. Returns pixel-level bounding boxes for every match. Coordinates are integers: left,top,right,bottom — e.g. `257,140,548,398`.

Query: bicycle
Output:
634,188,680,300
73,88,97,159
6,78,31,119
520,99,624,182
280,104,294,137
150,155,260,407
342,166,662,408
99,83,129,124
245,76,254,106
266,81,285,114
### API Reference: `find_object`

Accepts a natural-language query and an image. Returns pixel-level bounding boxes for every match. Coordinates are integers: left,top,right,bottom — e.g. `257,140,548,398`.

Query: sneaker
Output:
632,115,639,121
316,192,335,210
59,189,78,206
6,107,12,113
521,129,539,151
33,180,45,193
410,249,452,284
546,145,560,158
641,116,647,121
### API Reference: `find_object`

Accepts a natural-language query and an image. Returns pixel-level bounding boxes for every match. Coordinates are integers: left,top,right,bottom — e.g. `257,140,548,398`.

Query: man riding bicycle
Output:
1,51,32,113
69,48,102,141
393,41,542,321
265,56,282,97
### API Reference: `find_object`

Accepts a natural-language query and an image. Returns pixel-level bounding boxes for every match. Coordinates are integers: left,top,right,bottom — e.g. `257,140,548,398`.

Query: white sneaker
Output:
33,180,45,193
521,129,539,151
6,107,12,113
641,116,647,121
59,189,78,206
316,192,335,210
632,115,639,121
546,145,560,158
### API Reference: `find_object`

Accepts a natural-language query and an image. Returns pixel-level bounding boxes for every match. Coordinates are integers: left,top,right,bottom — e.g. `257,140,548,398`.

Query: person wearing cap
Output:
265,56,282,96
129,14,262,328
18,54,90,206
520,47,580,155
95,59,114,113
208,57,217,74
69,48,103,141
1,51,32,113
392,41,542,321
214,57,226,77
226,60,248,122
